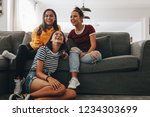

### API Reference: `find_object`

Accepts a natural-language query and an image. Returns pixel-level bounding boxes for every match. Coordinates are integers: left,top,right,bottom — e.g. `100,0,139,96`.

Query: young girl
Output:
7,8,61,96
68,7,102,89
22,30,76,100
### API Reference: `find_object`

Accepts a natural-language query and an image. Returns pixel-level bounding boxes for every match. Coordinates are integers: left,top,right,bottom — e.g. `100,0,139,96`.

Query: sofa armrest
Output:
131,40,150,71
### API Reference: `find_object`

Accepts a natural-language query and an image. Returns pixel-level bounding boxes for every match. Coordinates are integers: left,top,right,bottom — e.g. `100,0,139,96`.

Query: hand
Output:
80,52,85,58
63,52,68,60
90,51,100,59
47,77,61,90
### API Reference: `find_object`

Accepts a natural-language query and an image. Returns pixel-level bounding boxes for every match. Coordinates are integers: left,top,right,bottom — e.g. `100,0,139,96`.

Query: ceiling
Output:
34,0,149,34
38,0,150,9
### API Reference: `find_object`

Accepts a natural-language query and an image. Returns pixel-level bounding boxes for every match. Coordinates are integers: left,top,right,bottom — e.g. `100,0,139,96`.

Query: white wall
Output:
1,0,150,41
33,3,150,41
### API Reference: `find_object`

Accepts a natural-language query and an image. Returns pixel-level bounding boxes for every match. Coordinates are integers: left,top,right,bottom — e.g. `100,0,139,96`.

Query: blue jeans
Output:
69,47,102,72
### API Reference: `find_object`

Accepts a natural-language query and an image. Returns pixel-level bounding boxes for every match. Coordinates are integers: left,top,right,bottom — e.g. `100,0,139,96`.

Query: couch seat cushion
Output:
57,55,138,73
0,55,9,70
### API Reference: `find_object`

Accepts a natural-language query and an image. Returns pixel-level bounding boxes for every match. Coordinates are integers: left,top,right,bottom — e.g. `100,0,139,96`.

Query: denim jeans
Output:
69,47,102,72
25,71,36,93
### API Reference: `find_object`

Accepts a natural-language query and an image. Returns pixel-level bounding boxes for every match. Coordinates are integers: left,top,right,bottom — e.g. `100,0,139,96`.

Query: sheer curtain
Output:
7,0,15,31
12,0,37,31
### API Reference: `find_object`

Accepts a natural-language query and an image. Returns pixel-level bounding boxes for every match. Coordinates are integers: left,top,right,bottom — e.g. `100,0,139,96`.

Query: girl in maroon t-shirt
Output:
67,7,102,89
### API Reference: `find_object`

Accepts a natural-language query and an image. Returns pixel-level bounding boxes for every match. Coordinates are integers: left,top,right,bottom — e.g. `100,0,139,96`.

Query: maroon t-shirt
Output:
68,25,95,52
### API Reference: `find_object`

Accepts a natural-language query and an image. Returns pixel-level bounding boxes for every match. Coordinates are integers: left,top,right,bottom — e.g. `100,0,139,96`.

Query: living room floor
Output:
1,94,150,100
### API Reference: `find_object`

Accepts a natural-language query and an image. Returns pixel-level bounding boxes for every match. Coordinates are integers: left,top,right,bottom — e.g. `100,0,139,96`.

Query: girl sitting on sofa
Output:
67,7,102,89
3,9,61,98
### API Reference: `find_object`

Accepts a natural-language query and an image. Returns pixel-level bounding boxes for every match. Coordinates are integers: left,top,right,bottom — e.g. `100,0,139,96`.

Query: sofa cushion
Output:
93,55,138,72
96,32,131,56
22,32,32,45
57,55,138,73
0,35,13,54
96,35,112,58
0,31,25,54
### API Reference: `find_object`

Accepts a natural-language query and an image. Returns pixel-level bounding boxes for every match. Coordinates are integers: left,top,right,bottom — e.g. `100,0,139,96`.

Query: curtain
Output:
12,0,37,31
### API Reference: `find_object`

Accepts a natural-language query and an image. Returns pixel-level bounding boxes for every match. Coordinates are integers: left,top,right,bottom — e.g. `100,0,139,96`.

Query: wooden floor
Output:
1,94,150,100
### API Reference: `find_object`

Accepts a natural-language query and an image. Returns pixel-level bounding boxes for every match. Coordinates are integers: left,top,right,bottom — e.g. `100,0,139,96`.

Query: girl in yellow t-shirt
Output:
8,8,61,97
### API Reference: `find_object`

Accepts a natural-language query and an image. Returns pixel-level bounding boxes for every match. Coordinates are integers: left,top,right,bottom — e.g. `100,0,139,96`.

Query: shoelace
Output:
16,94,25,100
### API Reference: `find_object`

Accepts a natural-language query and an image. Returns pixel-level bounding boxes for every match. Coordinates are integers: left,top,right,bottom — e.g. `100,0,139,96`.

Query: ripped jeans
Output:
69,47,102,72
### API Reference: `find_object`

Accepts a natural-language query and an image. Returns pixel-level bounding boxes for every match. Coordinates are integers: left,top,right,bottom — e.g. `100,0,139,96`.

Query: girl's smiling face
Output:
70,11,82,26
51,31,64,44
44,10,56,26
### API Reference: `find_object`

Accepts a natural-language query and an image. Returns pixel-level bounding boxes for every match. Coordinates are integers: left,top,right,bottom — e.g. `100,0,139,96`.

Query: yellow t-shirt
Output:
30,25,61,50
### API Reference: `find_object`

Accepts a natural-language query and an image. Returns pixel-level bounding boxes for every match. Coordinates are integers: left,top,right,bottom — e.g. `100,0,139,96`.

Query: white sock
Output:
72,77,78,80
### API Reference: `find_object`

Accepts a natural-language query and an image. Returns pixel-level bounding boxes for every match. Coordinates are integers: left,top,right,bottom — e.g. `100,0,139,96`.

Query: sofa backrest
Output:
0,31,25,54
20,31,131,58
96,32,131,56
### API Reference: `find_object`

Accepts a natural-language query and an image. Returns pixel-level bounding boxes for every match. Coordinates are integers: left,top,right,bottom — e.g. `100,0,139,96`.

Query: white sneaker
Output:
14,77,25,94
68,77,80,89
9,93,25,100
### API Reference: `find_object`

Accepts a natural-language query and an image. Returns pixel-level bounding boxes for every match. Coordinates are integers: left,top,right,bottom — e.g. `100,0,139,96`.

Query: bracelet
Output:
45,75,49,81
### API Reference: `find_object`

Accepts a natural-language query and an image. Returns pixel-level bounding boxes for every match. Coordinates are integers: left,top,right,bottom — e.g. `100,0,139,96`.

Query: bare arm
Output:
80,34,96,58
36,59,61,90
87,34,96,53
36,60,47,80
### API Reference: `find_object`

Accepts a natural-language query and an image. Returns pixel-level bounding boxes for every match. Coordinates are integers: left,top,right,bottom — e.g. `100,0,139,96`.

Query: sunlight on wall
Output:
18,0,36,31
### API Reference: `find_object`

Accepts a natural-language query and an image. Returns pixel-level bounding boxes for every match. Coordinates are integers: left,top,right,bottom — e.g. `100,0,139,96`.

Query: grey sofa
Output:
0,31,150,96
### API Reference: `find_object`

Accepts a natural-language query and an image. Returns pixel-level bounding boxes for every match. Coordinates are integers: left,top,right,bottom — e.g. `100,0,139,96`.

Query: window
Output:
15,0,36,31
0,0,2,14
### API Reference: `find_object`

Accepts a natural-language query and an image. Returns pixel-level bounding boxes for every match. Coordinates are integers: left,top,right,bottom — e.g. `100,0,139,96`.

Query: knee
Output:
50,84,66,96
43,85,65,96
96,51,102,60
55,85,66,96
92,50,102,59
66,89,77,99
93,50,100,55
70,47,81,54
18,45,28,53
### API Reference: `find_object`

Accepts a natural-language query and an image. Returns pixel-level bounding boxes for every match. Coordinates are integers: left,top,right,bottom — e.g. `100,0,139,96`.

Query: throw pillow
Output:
96,35,112,58
0,35,13,54
22,32,32,45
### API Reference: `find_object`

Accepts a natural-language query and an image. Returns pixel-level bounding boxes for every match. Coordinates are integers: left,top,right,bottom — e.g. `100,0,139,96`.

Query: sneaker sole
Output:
9,94,17,100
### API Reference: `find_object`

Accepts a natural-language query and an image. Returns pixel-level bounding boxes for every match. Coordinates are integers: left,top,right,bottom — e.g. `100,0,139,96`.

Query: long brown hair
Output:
37,9,59,36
